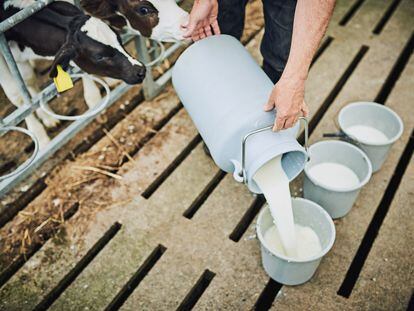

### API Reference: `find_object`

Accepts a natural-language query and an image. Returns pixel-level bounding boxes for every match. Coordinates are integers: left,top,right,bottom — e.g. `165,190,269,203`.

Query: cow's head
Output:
43,2,146,84
81,0,189,42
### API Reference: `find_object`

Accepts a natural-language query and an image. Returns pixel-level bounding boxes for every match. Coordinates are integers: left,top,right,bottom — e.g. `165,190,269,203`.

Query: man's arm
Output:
265,0,336,131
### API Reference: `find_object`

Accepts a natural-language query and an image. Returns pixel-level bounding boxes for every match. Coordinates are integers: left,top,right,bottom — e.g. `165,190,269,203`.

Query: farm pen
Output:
0,0,183,196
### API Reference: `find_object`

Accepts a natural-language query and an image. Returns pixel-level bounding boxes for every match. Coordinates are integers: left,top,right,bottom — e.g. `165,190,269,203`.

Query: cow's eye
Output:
139,7,150,15
95,54,108,62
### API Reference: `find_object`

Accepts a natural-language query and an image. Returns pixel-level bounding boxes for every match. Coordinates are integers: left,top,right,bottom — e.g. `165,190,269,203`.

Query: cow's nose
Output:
136,66,146,79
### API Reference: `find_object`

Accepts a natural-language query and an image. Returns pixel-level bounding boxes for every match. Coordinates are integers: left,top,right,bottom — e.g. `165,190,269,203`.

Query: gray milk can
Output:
172,35,308,193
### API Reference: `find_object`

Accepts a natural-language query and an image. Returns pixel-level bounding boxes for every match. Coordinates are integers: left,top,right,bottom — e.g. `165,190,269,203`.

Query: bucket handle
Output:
323,131,363,148
238,117,309,184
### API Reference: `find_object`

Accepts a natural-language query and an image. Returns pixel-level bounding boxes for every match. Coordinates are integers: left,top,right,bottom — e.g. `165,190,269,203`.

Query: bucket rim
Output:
338,101,404,146
256,197,336,263
304,140,372,193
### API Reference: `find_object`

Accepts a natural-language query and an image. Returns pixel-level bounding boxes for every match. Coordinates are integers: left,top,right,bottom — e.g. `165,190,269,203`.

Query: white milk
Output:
346,125,388,144
308,162,360,190
264,224,322,260
254,155,323,259
253,155,297,257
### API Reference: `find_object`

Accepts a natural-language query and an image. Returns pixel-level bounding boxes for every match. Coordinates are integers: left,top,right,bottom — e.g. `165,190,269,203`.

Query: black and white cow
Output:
1,0,146,147
80,0,189,42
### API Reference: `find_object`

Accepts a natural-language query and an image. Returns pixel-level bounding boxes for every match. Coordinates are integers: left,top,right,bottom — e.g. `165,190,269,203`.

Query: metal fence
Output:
0,0,182,197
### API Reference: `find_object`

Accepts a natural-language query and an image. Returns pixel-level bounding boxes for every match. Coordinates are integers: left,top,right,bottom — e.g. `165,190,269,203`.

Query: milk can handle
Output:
238,117,309,184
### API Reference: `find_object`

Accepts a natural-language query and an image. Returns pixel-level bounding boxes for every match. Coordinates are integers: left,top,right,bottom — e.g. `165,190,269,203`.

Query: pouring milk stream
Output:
254,155,322,260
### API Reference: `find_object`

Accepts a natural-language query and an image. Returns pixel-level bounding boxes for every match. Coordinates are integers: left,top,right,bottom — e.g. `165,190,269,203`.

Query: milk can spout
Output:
238,117,310,186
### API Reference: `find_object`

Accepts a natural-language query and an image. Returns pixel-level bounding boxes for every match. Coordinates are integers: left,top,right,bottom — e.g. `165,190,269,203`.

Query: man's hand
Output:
263,0,335,131
182,0,220,41
264,77,309,131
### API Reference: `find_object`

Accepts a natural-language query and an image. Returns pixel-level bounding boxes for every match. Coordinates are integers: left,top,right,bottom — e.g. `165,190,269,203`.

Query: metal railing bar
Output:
0,34,32,104
0,0,55,33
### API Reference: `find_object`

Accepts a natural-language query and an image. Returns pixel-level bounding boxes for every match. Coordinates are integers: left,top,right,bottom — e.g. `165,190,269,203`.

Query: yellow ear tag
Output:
53,65,73,93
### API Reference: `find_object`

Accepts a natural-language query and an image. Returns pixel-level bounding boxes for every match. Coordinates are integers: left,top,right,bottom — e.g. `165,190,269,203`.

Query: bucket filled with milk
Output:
172,35,308,193
256,198,335,285
338,102,403,172
304,140,372,218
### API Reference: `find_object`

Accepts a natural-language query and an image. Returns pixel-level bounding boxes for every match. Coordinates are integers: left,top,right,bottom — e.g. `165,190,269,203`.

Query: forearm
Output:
282,0,336,82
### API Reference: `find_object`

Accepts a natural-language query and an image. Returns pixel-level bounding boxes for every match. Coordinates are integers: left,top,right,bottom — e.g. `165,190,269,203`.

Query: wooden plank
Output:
273,1,414,309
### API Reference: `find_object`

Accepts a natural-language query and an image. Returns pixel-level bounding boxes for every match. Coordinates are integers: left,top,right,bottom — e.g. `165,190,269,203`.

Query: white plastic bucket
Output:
256,198,336,285
172,35,307,193
338,102,403,172
303,140,372,219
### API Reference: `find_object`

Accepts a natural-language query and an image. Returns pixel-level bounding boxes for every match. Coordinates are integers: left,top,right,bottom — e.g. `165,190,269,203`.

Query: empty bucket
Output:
303,140,372,219
256,198,335,285
338,102,403,172
172,35,308,193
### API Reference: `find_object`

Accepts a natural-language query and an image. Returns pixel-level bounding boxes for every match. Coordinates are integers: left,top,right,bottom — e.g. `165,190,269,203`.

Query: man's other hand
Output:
182,0,220,41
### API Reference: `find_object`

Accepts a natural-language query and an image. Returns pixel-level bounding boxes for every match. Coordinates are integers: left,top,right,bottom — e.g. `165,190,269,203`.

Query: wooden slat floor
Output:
0,0,413,310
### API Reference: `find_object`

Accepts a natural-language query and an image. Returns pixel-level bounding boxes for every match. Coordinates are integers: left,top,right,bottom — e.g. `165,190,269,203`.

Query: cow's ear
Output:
49,43,77,78
107,0,119,9
106,14,127,29
80,0,117,18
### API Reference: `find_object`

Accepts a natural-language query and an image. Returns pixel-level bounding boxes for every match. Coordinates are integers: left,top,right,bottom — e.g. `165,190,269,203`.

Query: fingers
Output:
199,28,207,39
301,101,309,117
204,25,213,37
183,19,198,38
264,97,275,111
273,114,300,131
184,20,219,40
211,20,221,35
191,30,200,41
284,115,299,129
274,114,286,132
